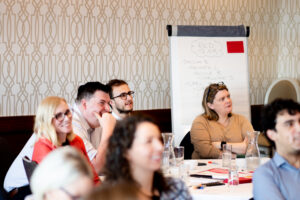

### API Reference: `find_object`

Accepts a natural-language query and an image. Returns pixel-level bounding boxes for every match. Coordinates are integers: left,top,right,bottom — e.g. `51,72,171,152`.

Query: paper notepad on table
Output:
193,168,253,180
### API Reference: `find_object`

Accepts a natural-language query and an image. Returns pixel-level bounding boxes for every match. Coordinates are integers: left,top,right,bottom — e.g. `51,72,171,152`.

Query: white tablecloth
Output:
191,183,252,200
185,158,269,200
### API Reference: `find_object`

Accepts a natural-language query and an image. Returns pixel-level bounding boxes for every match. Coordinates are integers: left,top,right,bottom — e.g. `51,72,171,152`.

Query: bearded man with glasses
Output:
107,79,134,120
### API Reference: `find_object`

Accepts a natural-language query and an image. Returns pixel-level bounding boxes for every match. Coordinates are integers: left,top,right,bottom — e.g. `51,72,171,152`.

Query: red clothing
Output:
32,134,100,184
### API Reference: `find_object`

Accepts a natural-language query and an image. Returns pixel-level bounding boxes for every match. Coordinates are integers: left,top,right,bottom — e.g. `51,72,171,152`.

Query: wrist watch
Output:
220,141,226,149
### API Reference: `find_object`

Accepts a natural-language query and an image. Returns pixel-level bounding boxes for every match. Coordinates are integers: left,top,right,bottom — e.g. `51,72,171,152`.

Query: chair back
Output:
0,187,9,200
179,131,194,159
22,156,38,182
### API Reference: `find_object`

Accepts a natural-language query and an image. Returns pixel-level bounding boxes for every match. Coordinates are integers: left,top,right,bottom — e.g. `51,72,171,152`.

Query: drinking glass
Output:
228,164,239,186
222,144,232,168
179,163,190,184
174,146,184,166
161,150,170,174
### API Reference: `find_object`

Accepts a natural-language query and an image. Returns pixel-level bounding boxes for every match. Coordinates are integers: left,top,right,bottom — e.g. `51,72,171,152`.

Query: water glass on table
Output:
179,163,190,184
161,150,170,175
228,164,239,186
174,146,184,166
222,144,232,168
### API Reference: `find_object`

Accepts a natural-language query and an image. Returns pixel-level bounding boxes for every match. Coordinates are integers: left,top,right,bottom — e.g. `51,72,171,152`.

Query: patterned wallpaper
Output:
0,0,299,116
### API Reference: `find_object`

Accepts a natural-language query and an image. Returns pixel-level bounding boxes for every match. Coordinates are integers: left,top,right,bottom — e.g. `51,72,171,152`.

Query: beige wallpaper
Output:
0,0,299,116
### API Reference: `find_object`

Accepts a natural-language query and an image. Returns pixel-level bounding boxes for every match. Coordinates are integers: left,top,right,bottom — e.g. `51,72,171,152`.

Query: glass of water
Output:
161,150,170,175
228,164,239,186
174,146,184,166
222,144,232,168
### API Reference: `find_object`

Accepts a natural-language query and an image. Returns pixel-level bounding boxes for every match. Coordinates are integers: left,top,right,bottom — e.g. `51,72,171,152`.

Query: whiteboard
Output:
170,33,251,146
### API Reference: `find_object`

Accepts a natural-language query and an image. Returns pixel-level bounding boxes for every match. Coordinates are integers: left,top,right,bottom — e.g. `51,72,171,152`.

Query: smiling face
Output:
126,122,163,174
111,84,133,114
82,90,111,128
267,110,300,155
208,89,232,117
52,101,73,145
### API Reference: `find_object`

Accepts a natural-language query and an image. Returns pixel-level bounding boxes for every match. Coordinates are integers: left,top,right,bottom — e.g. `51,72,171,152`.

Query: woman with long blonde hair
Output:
32,96,100,184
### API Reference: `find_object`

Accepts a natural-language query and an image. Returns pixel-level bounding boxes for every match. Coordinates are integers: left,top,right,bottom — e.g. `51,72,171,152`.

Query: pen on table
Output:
194,182,225,189
198,162,207,166
195,184,204,189
190,174,213,179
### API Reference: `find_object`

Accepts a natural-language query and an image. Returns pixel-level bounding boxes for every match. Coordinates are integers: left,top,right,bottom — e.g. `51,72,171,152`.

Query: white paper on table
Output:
191,168,253,179
189,177,219,186
192,168,228,179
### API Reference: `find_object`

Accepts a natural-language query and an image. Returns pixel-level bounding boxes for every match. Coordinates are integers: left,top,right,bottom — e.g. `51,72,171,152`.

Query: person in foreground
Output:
84,181,139,200
29,146,94,200
103,115,192,200
107,79,134,120
32,96,100,184
190,82,254,159
72,82,116,173
253,98,300,200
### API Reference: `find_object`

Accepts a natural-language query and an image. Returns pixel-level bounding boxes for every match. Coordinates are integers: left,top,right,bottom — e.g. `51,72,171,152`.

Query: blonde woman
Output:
31,96,100,184
30,146,94,200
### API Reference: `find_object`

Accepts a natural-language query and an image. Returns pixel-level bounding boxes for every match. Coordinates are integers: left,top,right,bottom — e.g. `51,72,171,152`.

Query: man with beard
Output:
107,79,134,120
253,99,300,200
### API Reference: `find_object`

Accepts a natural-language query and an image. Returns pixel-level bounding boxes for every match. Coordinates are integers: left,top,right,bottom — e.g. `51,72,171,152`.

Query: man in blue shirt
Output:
253,99,300,200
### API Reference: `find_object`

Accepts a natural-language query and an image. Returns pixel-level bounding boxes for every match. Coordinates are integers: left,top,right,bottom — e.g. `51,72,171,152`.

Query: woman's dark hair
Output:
103,114,169,193
202,82,231,121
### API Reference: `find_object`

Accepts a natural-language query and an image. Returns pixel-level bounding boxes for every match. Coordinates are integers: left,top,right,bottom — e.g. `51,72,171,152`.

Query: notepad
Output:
193,168,253,181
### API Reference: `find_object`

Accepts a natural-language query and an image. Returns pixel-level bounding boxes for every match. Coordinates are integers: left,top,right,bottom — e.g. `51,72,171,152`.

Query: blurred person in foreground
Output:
103,115,192,200
84,181,139,200
253,99,300,200
29,146,94,200
190,82,254,159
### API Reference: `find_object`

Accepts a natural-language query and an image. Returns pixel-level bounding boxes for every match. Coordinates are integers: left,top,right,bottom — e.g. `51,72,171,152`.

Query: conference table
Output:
182,158,269,200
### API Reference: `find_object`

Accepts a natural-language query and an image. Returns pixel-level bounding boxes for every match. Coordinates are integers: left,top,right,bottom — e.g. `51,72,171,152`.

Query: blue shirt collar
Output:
273,152,300,171
273,152,287,167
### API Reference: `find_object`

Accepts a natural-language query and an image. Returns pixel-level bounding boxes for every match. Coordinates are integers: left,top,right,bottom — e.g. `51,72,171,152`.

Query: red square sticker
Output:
227,41,244,53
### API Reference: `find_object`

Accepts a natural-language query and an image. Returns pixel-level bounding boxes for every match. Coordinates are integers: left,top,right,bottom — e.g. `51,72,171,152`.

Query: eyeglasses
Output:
112,91,135,100
206,82,226,102
60,187,81,200
54,109,72,122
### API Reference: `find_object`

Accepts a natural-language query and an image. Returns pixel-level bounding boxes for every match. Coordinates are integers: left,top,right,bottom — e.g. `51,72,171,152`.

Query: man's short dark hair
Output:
75,82,111,103
107,79,128,98
261,98,300,147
